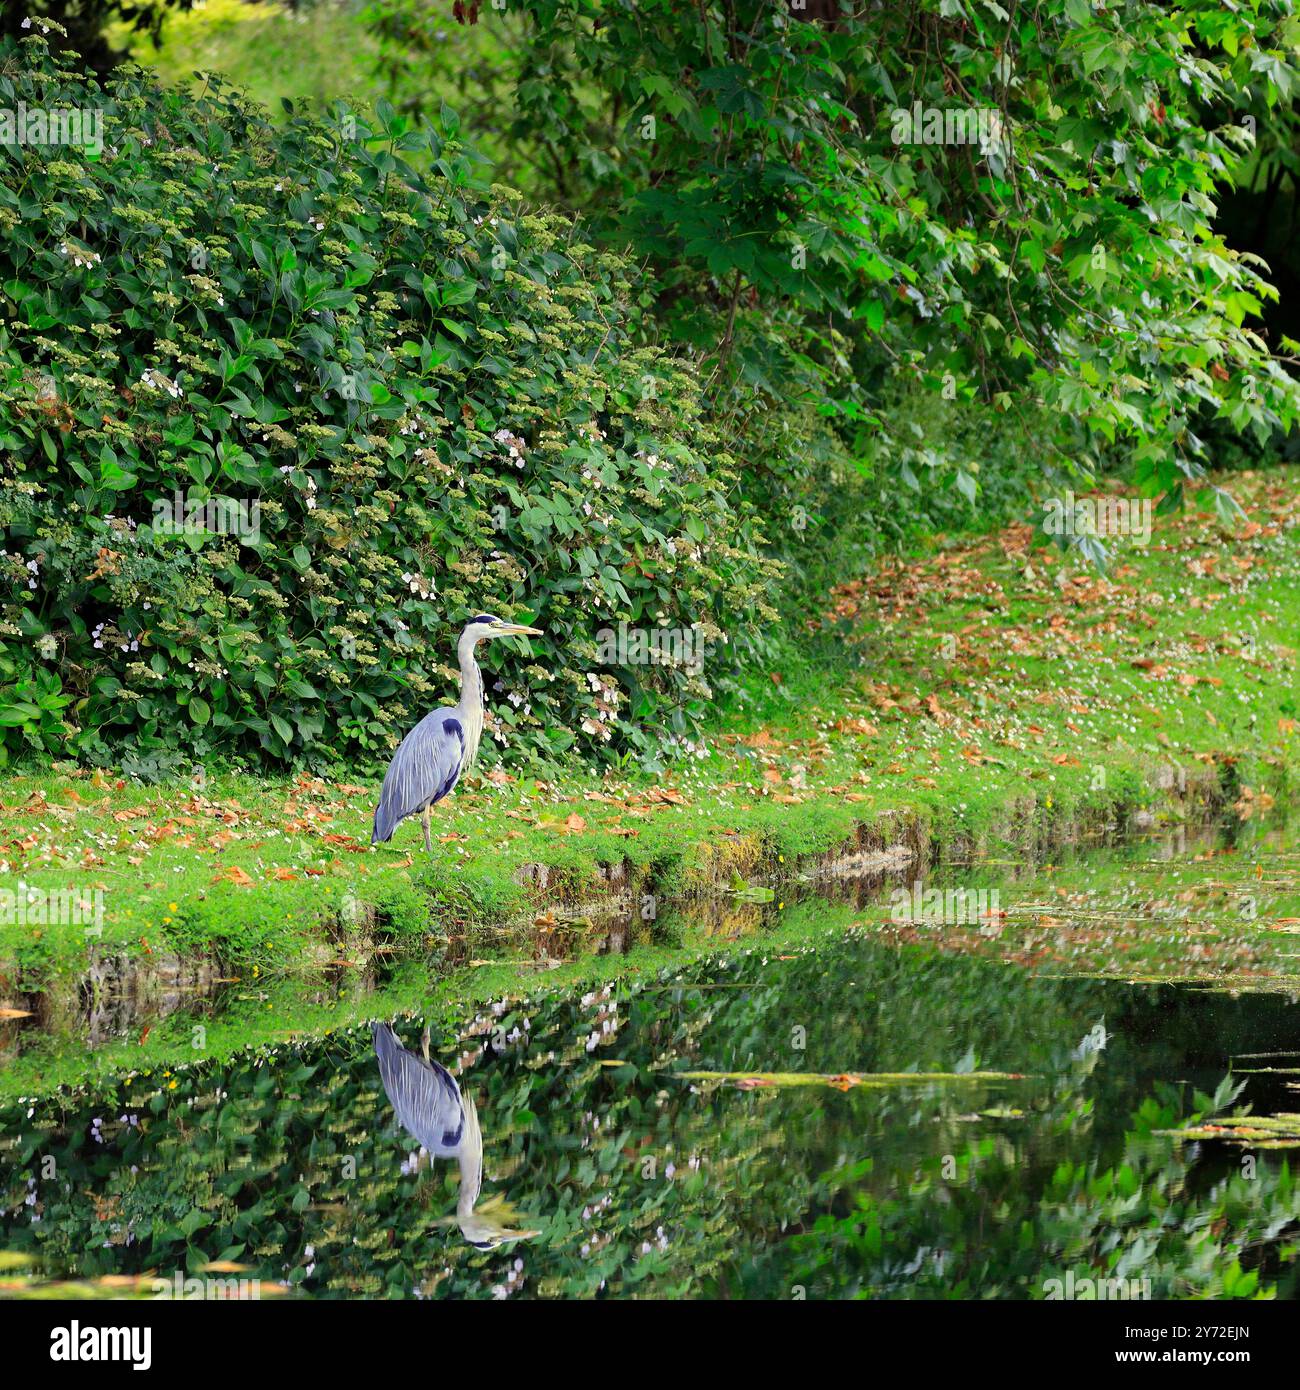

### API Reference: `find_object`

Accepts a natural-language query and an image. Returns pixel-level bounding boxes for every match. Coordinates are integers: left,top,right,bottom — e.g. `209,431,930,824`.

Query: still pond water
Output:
3,820,1299,1299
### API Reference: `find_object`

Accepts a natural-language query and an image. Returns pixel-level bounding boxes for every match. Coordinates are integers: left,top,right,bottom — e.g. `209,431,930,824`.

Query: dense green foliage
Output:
0,31,780,773
375,0,1300,509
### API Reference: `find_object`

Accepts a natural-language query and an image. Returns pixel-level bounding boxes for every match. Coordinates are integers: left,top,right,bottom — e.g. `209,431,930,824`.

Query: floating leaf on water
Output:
1156,1112,1300,1148
673,1069,1030,1091
726,873,775,904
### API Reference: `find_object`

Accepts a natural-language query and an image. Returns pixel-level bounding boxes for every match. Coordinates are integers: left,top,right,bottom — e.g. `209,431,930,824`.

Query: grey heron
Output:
372,1021,540,1249
371,613,542,852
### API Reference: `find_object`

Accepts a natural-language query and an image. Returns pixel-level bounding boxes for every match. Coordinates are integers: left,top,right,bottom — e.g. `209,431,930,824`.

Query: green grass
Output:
1,468,1297,987
106,0,385,111
103,0,522,166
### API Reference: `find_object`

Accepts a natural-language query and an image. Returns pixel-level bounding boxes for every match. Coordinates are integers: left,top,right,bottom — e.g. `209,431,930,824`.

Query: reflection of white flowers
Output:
489,1257,525,1300
399,1146,428,1177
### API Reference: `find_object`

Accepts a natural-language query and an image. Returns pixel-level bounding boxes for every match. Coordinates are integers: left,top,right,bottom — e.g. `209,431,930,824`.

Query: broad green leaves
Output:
0,33,777,772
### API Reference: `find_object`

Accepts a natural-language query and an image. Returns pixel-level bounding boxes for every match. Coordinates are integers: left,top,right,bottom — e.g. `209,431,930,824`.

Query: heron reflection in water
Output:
372,1021,540,1249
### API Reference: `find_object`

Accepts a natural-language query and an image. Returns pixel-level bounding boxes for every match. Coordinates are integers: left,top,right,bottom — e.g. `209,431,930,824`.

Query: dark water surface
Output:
3,820,1300,1299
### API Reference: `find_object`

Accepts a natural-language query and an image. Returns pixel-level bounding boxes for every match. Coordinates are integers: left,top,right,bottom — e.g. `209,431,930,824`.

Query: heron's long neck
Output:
456,1149,478,1220
455,631,485,769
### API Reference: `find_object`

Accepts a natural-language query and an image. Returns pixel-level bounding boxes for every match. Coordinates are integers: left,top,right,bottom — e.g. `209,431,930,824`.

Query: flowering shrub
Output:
0,31,780,773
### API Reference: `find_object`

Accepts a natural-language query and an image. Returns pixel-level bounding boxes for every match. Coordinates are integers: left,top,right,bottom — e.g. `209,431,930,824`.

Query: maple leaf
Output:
741,729,780,748
834,717,879,736
644,788,689,806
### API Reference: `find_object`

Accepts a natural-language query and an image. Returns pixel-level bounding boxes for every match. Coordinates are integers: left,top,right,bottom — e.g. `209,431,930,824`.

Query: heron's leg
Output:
421,1025,431,1063
422,802,432,854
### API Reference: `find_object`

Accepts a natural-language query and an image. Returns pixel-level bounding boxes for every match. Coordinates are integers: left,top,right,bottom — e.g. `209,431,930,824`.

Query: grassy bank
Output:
1,469,1296,989
3,809,1297,1102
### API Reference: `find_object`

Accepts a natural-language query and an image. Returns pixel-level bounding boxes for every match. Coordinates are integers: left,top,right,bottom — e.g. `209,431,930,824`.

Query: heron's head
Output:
462,613,543,643
454,1195,541,1251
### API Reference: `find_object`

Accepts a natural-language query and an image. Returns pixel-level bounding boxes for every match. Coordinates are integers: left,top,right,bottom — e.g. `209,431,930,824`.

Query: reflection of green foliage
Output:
794,1077,1296,1300
5,929,1300,1298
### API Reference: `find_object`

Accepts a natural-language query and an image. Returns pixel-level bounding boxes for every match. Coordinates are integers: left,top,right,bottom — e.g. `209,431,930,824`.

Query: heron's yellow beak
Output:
497,623,542,637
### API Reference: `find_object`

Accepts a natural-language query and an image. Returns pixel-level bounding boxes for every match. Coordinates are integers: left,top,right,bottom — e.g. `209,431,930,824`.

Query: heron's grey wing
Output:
372,706,466,842
371,1022,465,1156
